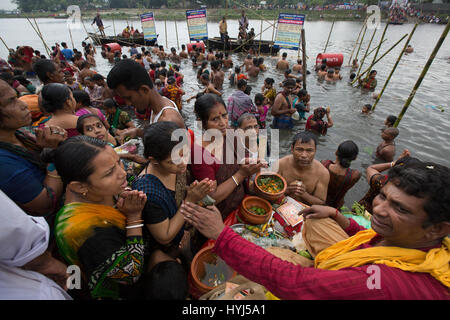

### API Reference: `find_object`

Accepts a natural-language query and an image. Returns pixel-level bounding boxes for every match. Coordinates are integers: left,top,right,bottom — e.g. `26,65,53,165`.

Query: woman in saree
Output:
190,94,266,221
34,83,80,138
132,121,214,258
50,136,148,299
0,79,65,218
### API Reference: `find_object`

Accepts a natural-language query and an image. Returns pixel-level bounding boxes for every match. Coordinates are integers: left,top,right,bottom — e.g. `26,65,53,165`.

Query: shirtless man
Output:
325,69,336,82
169,47,181,63
210,60,225,91
79,61,96,86
292,59,303,73
207,48,216,61
247,58,260,78
333,67,342,80
242,54,253,72
200,73,222,96
376,127,399,163
106,47,115,63
276,52,289,70
107,59,185,142
222,52,233,69
151,44,160,55
317,64,328,80
180,44,188,59
276,131,330,205
271,78,296,129
157,46,168,60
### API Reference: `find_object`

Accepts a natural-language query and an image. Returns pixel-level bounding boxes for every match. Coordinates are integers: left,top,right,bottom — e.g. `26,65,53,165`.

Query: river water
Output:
1,18,449,207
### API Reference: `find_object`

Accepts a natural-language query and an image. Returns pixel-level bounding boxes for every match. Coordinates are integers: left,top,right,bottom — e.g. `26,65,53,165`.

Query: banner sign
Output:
141,12,157,41
274,13,305,50
186,9,208,41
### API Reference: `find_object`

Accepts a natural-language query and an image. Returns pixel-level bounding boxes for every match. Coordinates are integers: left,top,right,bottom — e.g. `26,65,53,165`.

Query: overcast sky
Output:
0,0,17,10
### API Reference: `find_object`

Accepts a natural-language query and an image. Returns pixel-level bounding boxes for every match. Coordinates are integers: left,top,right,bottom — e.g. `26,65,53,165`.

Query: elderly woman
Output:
0,79,65,217
182,161,450,299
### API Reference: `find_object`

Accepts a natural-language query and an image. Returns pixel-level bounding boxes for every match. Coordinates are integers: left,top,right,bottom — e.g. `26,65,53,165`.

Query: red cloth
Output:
213,218,449,299
189,142,221,182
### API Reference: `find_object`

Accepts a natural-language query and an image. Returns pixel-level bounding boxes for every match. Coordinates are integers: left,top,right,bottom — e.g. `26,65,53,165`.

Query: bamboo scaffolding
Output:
351,33,408,86
356,28,377,77
348,17,368,66
175,20,180,51
301,29,307,90
372,24,418,111
164,20,168,49
323,17,335,53
26,17,51,56
394,20,450,127
365,21,389,80
353,23,368,66
269,15,276,56
258,19,263,56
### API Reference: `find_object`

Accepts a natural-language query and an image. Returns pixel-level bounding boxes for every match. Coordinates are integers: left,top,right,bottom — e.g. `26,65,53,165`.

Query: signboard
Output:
141,12,157,41
186,9,208,41
274,13,305,50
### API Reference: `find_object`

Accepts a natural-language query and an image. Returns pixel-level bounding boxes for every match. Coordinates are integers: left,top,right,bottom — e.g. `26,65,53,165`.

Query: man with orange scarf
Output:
181,161,450,299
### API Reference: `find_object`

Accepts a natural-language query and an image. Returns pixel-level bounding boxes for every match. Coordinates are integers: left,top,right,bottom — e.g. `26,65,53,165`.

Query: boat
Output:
87,32,158,47
206,37,280,55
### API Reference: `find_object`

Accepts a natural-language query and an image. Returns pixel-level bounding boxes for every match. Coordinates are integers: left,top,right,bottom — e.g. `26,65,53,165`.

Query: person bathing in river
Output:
305,106,334,135
362,104,372,114
384,115,397,128
325,69,336,82
276,52,289,70
293,59,303,73
271,79,296,130
200,73,222,97
247,58,260,78
376,127,399,163
360,70,378,90
210,60,225,91
276,131,330,206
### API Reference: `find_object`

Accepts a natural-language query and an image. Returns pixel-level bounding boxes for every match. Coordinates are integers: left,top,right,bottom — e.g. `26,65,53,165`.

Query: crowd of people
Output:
0,26,449,301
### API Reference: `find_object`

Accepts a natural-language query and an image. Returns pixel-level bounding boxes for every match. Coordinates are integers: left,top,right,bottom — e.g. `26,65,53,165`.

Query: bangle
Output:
332,209,339,220
127,219,144,225
231,175,239,187
125,224,144,229
47,173,61,179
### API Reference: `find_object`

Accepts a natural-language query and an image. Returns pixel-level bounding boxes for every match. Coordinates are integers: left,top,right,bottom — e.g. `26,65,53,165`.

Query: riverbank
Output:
0,8,383,22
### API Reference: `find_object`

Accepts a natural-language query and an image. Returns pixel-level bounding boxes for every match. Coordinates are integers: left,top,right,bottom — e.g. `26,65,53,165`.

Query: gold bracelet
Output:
231,175,239,187
47,173,61,179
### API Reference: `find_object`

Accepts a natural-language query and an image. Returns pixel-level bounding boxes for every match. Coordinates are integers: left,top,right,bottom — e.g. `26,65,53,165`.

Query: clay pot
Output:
239,196,272,225
254,172,287,202
189,245,236,299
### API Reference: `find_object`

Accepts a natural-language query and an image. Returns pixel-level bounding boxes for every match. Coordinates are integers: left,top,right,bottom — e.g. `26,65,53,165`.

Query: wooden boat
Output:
206,37,280,55
88,32,157,47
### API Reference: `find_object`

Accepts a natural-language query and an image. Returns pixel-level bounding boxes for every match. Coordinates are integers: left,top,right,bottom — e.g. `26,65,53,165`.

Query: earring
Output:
82,192,87,197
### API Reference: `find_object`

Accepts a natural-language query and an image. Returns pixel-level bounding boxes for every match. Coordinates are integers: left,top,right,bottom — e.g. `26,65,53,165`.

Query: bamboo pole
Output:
68,25,75,49
348,17,367,66
323,17,335,53
351,33,408,85
270,15,276,56
365,21,389,79
394,20,450,127
258,19,263,56
301,28,307,90
26,17,51,56
164,20,168,49
112,15,116,37
353,23,368,67
175,20,180,51
0,36,9,51
356,28,377,77
372,24,418,111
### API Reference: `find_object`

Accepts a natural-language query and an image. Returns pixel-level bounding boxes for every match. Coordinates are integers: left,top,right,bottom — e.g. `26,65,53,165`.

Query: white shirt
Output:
0,190,71,300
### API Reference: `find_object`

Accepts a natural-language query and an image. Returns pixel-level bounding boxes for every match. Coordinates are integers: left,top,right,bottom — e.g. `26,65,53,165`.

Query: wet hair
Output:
350,73,356,80
386,115,397,126
384,127,399,139
254,93,264,105
237,112,257,128
363,104,372,111
145,261,188,300
297,89,308,98
264,77,274,85
387,161,450,227
200,73,210,81
32,59,57,83
211,60,220,70
91,74,104,81
369,70,377,76
244,85,252,95
282,52,287,58
143,121,182,161
76,113,103,134
167,76,176,85
336,140,359,168
292,130,318,148
41,83,71,113
107,59,154,91
282,78,296,87
234,66,241,73
237,79,247,90
320,64,327,71
181,44,186,50
194,93,226,127
72,90,91,107
160,60,166,68
43,135,108,185
327,68,334,74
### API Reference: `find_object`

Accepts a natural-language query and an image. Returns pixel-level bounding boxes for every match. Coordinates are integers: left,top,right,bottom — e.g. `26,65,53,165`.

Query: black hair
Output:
336,140,359,168
364,104,372,111
282,52,287,58
13,75,31,86
282,78,296,87
72,90,91,107
386,115,397,126
41,83,71,113
350,73,356,80
181,44,186,50
107,59,154,91
144,261,188,300
237,79,247,89
387,161,450,227
244,85,252,95
44,135,108,185
76,113,102,134
200,73,209,81
194,93,226,127
103,98,117,109
32,59,56,83
292,130,318,148
160,60,166,68
234,66,241,73
297,88,308,98
264,77,274,85
369,70,377,76
91,74,104,81
320,64,327,71
143,121,182,161
211,60,220,70
254,93,264,105
0,72,13,83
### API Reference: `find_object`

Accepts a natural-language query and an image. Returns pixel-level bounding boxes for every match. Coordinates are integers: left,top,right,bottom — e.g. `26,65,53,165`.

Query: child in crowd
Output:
254,93,269,129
